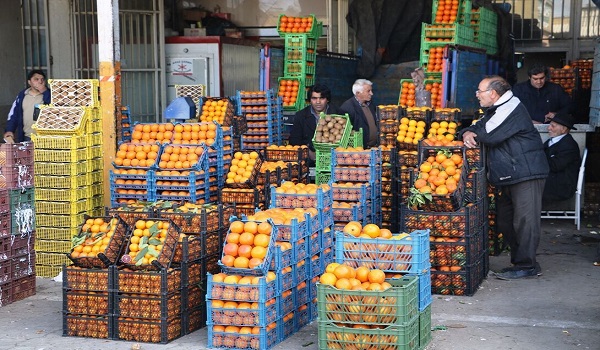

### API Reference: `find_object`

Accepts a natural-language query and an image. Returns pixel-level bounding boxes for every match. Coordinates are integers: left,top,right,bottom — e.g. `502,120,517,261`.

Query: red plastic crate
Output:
0,143,34,167
0,165,34,190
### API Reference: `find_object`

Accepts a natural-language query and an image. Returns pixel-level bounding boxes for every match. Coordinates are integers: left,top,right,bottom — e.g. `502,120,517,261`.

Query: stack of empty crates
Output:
32,79,104,278
0,142,36,306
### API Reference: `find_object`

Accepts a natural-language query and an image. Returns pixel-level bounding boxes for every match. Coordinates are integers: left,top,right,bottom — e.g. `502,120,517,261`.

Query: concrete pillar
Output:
97,0,121,207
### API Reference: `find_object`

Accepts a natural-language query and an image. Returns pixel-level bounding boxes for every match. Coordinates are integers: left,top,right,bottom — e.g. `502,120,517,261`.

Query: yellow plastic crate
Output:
36,264,63,278
34,147,88,163
88,132,103,146
90,207,104,216
88,158,104,172
36,213,87,228
36,199,89,215
89,170,103,184
35,174,89,189
35,239,71,253
35,187,90,202
33,106,91,135
86,119,103,134
91,183,104,197
32,134,88,150
48,79,99,107
90,195,103,209
88,145,102,159
36,226,81,240
34,161,87,176
36,252,71,266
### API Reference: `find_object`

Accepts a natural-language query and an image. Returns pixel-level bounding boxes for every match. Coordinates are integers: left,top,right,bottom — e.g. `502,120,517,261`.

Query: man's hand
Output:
3,132,14,144
544,112,556,123
462,131,478,148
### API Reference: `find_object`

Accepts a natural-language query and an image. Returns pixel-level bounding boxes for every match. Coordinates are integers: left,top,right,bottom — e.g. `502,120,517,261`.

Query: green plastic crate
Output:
315,171,332,185
422,23,474,46
432,0,471,25
312,114,352,151
318,318,419,350
284,60,316,77
284,34,317,49
279,77,307,112
315,149,333,172
419,305,432,350
317,276,418,326
277,14,322,39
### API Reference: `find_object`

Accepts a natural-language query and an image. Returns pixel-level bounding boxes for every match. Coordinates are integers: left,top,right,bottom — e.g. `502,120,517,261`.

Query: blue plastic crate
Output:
321,227,334,250
332,165,382,183
270,245,293,270
207,297,279,327
278,266,294,293
295,280,309,307
332,182,370,202
319,208,334,231
293,237,309,263
308,231,321,256
110,189,155,208
270,185,333,210
333,147,382,167
407,270,433,312
334,229,431,274
207,321,280,350
155,189,209,204
280,288,296,315
218,219,278,276
155,171,209,190
294,259,308,286
274,217,309,241
333,205,363,223
206,273,278,303
306,211,321,234
294,303,310,331
309,298,318,322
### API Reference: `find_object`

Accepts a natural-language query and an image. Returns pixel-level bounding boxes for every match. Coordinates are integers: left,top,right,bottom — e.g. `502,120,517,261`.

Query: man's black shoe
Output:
495,268,538,280
498,262,542,276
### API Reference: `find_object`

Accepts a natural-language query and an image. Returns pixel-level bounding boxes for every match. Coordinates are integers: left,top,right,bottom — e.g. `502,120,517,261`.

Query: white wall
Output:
48,0,75,79
186,0,328,26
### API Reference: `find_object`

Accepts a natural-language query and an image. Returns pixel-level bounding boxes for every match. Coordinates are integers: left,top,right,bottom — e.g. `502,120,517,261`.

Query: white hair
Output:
352,79,373,95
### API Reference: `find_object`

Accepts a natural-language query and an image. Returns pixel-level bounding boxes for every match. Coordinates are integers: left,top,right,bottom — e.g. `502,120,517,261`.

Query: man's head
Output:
476,76,511,108
352,79,373,104
309,84,332,114
548,113,577,137
527,63,548,89
27,69,47,93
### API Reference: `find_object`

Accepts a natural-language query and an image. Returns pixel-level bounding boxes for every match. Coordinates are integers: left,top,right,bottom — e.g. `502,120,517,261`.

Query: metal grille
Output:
22,0,50,75
71,0,164,123
493,0,599,40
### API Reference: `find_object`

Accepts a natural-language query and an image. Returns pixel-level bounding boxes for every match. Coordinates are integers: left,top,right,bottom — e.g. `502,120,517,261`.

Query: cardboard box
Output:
182,9,207,22
184,27,207,37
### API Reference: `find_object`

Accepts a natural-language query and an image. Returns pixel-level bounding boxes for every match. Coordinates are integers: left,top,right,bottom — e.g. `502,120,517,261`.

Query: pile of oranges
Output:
121,219,171,266
199,99,230,124
399,81,416,107
70,217,119,259
114,143,160,168
226,151,260,185
131,123,174,144
319,262,388,291
158,145,205,170
278,79,301,107
396,117,427,146
221,220,273,270
415,150,464,195
425,81,443,108
425,46,445,72
172,123,219,146
278,15,314,34
433,0,460,23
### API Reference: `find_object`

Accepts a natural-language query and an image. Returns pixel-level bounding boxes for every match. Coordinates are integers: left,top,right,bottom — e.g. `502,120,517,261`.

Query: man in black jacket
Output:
289,84,341,163
511,63,572,124
339,79,378,148
462,76,549,280
542,113,581,201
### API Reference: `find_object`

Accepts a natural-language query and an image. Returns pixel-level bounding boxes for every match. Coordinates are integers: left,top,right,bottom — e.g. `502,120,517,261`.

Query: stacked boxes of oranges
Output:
237,89,283,150
469,7,498,55
570,60,593,89
198,97,234,125
277,14,322,112
399,80,443,109
32,79,104,278
0,143,37,306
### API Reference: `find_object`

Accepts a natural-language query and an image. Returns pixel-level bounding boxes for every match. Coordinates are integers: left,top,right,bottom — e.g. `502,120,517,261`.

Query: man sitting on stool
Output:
542,113,581,202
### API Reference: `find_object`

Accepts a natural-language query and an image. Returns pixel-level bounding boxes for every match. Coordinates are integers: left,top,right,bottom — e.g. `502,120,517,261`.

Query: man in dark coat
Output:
461,76,549,280
289,84,341,163
339,79,379,148
511,63,572,124
542,113,581,201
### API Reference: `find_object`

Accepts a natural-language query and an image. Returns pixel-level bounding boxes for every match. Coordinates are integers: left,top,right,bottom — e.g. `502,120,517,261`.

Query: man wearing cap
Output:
543,113,581,201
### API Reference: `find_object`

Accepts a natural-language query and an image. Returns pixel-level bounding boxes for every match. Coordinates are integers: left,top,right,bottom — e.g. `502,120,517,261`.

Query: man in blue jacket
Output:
4,70,51,143
511,63,572,124
462,76,549,279
339,79,379,148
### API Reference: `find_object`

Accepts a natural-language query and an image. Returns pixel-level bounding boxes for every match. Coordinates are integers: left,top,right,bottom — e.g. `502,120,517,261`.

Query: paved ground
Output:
0,218,598,350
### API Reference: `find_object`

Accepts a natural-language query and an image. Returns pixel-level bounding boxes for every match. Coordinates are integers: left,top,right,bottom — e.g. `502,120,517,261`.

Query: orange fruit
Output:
367,269,386,284
362,224,381,238
319,272,337,286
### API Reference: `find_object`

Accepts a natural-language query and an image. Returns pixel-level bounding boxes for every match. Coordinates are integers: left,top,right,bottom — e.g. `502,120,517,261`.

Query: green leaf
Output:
149,223,161,238
148,238,162,246
140,236,148,245
147,246,159,257
135,246,148,262
72,236,86,246
135,258,144,266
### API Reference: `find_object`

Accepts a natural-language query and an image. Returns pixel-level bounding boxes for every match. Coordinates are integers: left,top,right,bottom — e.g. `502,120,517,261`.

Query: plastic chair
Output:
541,148,587,230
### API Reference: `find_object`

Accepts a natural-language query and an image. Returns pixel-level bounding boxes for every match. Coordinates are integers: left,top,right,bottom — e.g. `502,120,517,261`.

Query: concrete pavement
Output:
0,218,598,350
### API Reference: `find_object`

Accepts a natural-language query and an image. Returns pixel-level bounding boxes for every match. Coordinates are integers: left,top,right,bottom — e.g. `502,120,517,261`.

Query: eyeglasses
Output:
475,89,491,94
